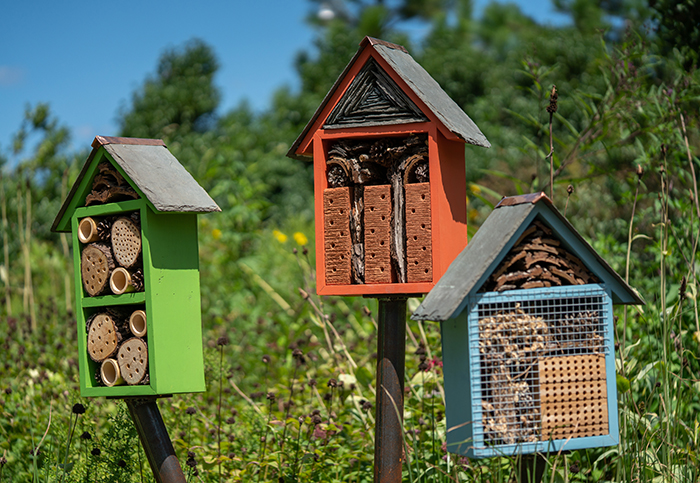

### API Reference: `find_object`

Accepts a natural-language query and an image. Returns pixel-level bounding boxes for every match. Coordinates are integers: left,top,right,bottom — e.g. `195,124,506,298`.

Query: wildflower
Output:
217,336,229,346
302,246,308,256
262,354,271,364
80,431,92,440
311,414,322,425
293,232,308,246
266,392,276,403
91,448,101,457
570,461,580,474
567,184,574,195
226,417,236,424
327,378,337,388
362,400,373,411
0,455,6,466
309,378,317,387
72,403,86,415
185,407,196,415
212,228,222,240
4,388,11,395
273,230,288,243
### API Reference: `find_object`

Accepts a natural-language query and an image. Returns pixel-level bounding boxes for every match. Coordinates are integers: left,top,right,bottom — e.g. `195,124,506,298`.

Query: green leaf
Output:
616,374,631,393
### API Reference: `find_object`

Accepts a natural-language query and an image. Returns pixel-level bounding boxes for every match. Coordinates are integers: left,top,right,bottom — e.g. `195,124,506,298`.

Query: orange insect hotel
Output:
288,36,490,296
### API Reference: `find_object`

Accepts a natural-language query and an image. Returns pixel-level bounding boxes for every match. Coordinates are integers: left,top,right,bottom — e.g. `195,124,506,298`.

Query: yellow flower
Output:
273,230,288,243
293,232,308,246
469,183,481,194
212,228,222,240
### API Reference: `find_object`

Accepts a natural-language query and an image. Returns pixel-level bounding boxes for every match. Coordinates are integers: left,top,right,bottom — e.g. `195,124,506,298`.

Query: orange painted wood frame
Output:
301,46,469,296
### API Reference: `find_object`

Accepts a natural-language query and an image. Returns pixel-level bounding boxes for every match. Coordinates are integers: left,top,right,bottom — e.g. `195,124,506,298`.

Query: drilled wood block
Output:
541,379,607,403
541,398,609,439
324,188,352,285
364,185,392,284
539,354,608,440
539,354,606,384
406,183,432,282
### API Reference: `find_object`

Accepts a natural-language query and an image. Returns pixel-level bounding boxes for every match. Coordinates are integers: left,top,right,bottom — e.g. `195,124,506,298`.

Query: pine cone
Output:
131,269,145,292
327,165,349,188
96,217,113,241
414,161,429,183
369,138,396,167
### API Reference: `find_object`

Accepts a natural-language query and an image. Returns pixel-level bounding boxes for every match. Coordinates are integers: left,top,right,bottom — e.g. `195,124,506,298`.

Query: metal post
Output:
373,297,407,483
125,397,186,483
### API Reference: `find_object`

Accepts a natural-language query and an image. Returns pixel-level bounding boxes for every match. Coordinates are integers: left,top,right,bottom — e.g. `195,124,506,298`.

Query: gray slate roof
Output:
288,37,489,160
411,193,643,322
52,136,220,232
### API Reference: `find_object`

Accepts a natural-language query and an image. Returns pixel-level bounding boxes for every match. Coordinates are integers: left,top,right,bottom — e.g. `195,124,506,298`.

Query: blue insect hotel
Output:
412,192,643,458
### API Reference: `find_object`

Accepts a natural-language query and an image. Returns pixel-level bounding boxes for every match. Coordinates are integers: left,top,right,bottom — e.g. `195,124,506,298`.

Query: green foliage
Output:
4,0,700,481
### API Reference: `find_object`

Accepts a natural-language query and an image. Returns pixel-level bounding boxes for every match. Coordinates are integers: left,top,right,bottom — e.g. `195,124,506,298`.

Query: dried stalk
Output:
1,177,10,318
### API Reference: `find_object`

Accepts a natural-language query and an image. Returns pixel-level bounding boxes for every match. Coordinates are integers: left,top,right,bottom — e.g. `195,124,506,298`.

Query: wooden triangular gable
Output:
324,58,428,129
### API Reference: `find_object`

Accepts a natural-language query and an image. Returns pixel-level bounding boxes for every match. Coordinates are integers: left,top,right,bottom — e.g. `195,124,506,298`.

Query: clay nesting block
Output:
324,187,352,285
406,183,432,282
539,355,608,440
364,185,393,284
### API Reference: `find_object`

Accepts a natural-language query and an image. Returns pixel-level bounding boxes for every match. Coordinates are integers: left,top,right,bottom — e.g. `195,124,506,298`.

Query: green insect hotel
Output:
52,136,220,397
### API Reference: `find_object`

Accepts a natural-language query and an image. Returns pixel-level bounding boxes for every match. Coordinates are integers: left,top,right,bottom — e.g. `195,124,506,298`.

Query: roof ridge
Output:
92,136,166,149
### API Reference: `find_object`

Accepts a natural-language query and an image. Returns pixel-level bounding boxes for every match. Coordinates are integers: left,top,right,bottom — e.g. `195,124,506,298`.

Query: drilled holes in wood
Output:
117,337,148,385
324,188,353,285
111,217,142,268
364,185,392,283
81,243,114,296
405,183,432,282
87,313,121,362
539,354,608,440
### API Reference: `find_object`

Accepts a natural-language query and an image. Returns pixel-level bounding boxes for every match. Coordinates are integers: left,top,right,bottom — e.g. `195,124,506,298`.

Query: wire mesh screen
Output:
471,287,609,448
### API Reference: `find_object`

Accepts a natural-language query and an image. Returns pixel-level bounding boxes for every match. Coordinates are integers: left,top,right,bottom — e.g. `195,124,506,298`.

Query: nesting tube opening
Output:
129,310,147,337
110,267,134,295
100,358,124,387
78,217,99,244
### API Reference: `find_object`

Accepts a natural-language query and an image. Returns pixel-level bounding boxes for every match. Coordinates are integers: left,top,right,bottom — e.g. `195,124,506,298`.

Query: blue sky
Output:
0,0,568,157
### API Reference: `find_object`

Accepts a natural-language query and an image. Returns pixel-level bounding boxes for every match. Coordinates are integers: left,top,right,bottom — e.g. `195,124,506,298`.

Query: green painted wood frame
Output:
72,181,205,398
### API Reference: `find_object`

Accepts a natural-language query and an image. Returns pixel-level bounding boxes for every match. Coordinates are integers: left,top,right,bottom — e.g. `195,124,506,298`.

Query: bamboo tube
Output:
78,217,100,244
100,358,124,386
110,267,135,295
129,310,147,337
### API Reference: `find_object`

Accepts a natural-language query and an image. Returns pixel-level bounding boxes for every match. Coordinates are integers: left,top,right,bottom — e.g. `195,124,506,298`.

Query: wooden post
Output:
125,397,186,483
374,297,407,483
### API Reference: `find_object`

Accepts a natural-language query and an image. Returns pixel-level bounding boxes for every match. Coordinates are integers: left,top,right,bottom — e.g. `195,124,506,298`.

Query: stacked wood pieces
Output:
85,161,139,206
323,188,353,285
79,212,144,296
480,220,599,293
88,308,149,386
478,307,552,445
364,185,393,283
539,355,608,439
324,134,431,286
405,183,432,282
